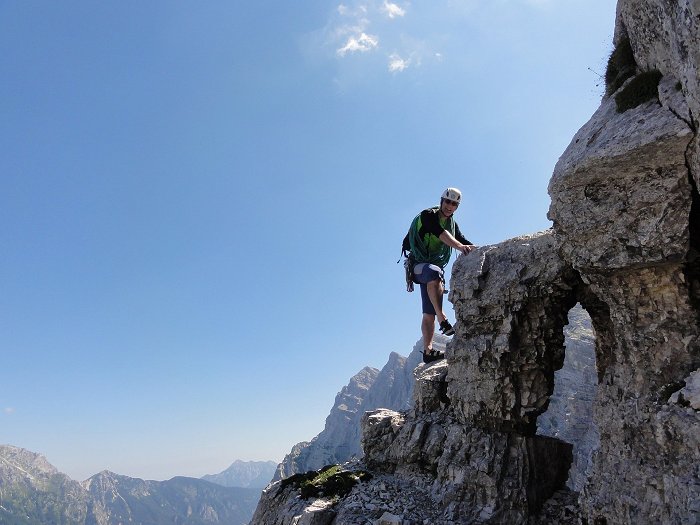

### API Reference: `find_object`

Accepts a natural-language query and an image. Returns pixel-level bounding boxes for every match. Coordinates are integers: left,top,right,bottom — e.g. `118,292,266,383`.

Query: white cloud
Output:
4,407,15,415
337,3,368,17
388,53,409,72
317,1,440,76
337,32,379,56
382,1,406,19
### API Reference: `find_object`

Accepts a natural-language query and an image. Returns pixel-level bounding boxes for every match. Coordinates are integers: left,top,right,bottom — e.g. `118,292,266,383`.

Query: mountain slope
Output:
0,445,260,525
0,445,89,525
84,471,260,525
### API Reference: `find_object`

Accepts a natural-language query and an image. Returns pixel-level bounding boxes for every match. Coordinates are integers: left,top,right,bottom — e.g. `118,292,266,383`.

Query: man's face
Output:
441,198,459,217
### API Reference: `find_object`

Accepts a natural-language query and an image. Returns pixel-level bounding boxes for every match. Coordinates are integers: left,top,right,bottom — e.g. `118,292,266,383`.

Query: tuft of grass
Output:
614,70,663,112
605,35,636,96
278,465,373,501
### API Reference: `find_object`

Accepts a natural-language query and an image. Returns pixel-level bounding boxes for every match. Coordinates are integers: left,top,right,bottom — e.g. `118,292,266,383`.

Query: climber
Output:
403,188,475,363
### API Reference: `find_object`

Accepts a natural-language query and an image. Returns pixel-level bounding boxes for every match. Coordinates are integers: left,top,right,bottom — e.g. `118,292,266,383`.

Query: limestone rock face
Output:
251,486,337,525
616,0,699,127
547,72,693,272
251,1,700,523
448,232,582,435
362,408,573,524
546,3,700,520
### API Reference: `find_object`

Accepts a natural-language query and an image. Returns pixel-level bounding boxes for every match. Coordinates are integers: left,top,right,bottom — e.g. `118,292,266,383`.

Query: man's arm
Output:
439,230,475,255
454,222,471,246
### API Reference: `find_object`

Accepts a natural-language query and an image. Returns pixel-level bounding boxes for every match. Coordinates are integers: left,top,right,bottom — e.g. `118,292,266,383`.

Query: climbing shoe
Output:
422,350,445,364
439,319,455,336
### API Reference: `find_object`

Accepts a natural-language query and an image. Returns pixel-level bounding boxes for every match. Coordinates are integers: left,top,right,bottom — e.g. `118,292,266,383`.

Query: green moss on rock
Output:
614,70,663,112
278,464,373,501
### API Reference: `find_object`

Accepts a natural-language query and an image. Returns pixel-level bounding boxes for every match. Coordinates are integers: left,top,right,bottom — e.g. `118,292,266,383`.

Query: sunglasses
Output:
443,199,459,207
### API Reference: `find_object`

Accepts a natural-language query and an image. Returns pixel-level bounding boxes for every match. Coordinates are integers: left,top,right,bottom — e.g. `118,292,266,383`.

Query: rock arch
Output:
449,231,608,435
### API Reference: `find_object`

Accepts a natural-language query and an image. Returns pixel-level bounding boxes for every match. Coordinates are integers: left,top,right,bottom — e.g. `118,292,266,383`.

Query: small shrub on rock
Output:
278,465,373,501
605,34,636,96
614,70,663,112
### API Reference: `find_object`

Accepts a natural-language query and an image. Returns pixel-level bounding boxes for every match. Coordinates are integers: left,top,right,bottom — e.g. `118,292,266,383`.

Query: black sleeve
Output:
454,222,471,245
420,209,445,237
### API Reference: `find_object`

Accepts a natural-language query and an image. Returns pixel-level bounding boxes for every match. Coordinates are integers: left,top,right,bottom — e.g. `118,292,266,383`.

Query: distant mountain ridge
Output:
201,460,276,488
0,445,261,525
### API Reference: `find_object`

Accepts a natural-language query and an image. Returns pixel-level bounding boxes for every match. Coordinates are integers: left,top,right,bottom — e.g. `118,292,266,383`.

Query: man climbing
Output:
404,188,475,363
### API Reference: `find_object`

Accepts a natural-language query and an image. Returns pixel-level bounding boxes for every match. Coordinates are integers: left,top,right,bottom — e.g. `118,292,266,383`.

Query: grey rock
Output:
616,0,700,128
669,369,700,410
547,82,693,272
375,511,402,524
251,481,337,525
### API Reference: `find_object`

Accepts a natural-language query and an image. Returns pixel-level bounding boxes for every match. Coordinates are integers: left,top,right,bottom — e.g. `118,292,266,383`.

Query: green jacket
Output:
407,207,469,268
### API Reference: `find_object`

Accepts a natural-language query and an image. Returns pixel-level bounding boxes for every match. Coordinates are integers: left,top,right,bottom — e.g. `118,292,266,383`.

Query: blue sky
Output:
1,0,617,481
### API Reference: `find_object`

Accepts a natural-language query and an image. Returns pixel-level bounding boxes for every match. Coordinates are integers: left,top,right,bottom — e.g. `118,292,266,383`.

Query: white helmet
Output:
441,187,462,203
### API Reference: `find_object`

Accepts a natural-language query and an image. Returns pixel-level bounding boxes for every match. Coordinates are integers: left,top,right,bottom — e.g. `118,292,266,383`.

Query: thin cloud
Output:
382,1,406,19
4,407,15,415
337,3,368,18
388,53,409,72
337,32,379,56
326,0,553,69
315,1,443,76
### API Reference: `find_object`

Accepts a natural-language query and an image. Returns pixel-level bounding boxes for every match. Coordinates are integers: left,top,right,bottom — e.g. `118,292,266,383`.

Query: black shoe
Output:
439,319,455,336
422,350,445,364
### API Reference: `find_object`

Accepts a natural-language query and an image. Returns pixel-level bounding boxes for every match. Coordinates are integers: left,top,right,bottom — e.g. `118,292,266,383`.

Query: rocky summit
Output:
251,1,700,523
202,459,278,488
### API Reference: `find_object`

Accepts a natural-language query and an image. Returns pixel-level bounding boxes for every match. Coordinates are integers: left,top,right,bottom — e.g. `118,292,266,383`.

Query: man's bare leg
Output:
426,279,447,324
421,313,436,352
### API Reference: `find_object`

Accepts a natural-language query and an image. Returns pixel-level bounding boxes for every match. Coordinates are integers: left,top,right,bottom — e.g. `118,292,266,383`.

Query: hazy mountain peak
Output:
202,459,277,488
0,444,58,480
